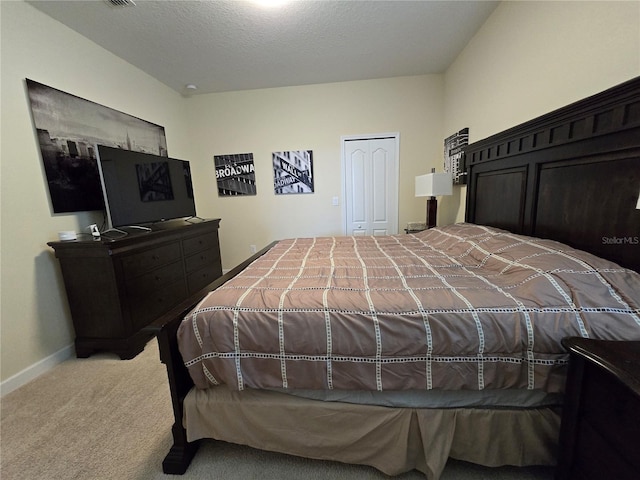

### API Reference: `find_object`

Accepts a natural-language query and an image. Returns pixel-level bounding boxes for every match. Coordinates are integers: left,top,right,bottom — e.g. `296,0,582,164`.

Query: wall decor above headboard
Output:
464,76,640,273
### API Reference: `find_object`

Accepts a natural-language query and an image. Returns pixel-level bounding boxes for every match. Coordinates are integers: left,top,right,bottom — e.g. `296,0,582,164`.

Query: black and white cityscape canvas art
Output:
272,150,314,194
444,128,469,185
26,79,168,213
214,153,256,196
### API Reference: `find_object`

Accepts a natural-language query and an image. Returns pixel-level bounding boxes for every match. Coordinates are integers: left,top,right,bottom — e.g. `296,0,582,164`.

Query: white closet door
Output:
344,137,398,236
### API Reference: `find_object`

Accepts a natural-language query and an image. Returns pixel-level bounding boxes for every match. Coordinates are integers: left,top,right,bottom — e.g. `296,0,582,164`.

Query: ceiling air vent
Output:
104,0,136,7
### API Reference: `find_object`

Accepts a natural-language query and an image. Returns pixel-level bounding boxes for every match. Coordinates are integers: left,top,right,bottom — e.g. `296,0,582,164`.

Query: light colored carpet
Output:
1,340,554,480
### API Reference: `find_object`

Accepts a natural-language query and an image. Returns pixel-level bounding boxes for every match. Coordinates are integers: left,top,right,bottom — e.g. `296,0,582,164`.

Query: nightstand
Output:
555,338,640,480
404,222,427,234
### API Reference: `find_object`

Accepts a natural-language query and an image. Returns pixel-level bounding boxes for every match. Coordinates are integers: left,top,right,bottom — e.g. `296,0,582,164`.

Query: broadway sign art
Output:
214,153,256,196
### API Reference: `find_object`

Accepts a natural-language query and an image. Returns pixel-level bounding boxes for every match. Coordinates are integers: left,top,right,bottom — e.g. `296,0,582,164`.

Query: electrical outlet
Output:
250,245,257,254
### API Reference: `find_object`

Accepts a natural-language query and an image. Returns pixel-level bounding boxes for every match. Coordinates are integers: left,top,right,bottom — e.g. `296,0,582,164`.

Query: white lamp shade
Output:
415,172,452,197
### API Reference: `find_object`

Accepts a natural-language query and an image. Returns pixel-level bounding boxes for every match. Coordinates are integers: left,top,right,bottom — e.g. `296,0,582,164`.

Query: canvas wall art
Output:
444,128,469,185
273,150,314,194
26,79,168,213
214,153,256,196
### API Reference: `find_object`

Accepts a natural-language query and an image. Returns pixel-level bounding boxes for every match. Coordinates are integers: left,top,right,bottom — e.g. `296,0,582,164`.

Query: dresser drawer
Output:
182,232,218,256
184,247,220,273
130,280,187,330
125,260,184,298
121,242,181,277
187,263,222,293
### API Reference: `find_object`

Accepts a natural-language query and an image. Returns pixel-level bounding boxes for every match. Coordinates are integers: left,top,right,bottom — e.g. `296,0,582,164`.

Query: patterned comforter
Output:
177,224,640,393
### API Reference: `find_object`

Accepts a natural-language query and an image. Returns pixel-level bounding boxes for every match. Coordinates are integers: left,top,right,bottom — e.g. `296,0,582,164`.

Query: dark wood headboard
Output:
464,77,640,273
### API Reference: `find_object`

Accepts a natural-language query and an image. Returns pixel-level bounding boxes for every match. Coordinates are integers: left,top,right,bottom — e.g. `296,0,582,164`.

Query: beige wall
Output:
185,76,444,269
439,0,640,224
1,0,638,387
0,1,190,385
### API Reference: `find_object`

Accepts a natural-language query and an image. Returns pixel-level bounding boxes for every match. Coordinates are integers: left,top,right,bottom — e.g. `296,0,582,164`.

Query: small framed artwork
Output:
214,153,256,196
273,150,314,194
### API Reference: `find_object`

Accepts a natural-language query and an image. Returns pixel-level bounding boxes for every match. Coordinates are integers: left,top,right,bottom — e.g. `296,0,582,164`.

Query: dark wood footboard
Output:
154,309,198,474
144,242,278,474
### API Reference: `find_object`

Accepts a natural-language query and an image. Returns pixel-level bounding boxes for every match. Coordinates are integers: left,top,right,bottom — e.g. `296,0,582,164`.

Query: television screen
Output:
96,145,196,229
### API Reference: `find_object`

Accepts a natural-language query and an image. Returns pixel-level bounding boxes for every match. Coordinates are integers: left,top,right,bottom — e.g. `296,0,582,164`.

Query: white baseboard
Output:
1,343,75,397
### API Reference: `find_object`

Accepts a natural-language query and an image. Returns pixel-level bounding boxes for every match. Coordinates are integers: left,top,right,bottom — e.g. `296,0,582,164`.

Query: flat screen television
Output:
96,145,196,230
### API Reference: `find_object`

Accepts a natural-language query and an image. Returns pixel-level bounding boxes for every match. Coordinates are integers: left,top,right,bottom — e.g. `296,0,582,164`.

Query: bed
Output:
148,76,640,479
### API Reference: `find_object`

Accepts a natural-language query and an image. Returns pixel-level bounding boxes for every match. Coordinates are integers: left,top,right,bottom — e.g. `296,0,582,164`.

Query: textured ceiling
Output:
27,0,499,95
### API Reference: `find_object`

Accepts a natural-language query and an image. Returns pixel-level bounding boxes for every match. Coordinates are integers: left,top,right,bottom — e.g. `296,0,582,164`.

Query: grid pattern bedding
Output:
177,223,640,393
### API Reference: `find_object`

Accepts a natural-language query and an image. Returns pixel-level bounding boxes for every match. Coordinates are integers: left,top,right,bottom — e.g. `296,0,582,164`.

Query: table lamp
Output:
415,169,452,228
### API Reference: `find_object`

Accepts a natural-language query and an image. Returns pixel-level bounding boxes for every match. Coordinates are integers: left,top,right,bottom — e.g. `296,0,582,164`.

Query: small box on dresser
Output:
48,219,222,359
556,337,640,480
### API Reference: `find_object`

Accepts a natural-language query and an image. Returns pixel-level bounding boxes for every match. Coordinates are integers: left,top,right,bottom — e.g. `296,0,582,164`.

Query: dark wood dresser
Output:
48,219,222,359
556,337,640,480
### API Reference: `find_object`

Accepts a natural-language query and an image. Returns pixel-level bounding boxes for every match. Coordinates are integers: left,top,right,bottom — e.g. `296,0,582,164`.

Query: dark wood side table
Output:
404,222,427,234
555,337,640,480
48,218,222,359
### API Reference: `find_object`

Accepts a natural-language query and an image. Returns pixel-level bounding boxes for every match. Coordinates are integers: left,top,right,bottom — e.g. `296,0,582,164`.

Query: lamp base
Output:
426,196,437,229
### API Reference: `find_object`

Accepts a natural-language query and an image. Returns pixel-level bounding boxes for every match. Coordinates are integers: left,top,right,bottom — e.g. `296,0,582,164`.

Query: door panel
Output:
350,149,367,224
372,148,389,224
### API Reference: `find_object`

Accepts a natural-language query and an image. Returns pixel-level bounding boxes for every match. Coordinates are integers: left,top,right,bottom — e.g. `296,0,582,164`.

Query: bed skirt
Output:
183,386,560,479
